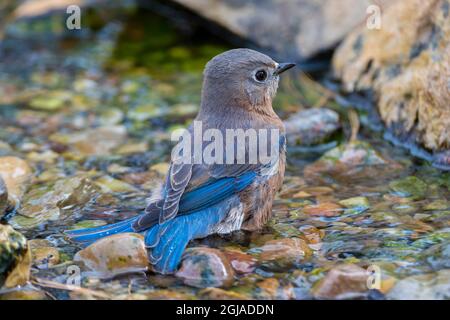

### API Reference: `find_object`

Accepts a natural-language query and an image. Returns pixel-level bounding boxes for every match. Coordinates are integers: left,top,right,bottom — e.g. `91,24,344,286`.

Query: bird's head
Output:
200,48,295,116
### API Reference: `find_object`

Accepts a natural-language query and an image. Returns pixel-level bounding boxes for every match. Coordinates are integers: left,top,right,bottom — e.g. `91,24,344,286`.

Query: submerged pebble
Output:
311,264,370,299
74,233,149,278
0,156,33,209
175,247,235,288
387,269,450,300
256,237,312,265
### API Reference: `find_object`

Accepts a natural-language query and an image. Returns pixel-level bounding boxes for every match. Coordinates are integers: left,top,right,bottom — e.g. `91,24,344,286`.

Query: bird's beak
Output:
274,62,296,76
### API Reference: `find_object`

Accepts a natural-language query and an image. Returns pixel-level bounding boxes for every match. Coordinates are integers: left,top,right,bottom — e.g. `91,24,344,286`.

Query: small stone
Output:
50,126,127,157
387,269,450,300
28,239,60,268
303,202,343,217
0,289,48,300
26,150,59,164
116,142,148,155
311,264,370,299
149,162,170,176
339,196,369,208
222,249,257,274
29,90,71,111
10,175,100,230
255,278,295,300
143,290,195,300
389,176,427,199
98,108,124,126
199,287,249,300
423,199,449,211
74,233,149,278
0,157,33,208
292,191,312,199
128,104,161,121
0,225,31,288
284,108,340,146
95,176,139,193
298,225,325,244
107,164,131,174
257,237,312,263
175,247,235,288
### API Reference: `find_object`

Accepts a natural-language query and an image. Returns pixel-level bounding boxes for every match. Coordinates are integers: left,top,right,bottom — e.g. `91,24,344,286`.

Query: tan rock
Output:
0,156,32,208
258,237,312,263
222,249,257,274
74,233,149,278
312,264,370,299
333,0,450,158
303,202,343,217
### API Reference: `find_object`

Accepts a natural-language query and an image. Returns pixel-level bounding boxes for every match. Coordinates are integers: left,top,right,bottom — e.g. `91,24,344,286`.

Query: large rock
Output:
170,0,393,59
0,225,31,288
333,0,450,166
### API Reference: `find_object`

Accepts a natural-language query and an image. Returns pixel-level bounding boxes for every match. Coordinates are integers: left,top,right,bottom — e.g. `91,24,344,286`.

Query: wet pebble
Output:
9,175,101,230
74,233,149,278
311,264,370,299
199,287,250,300
0,289,48,300
387,269,450,300
28,239,60,268
256,237,312,264
284,108,340,146
389,176,427,200
255,278,295,300
303,202,343,217
175,247,235,288
0,225,31,288
0,156,33,209
222,248,257,274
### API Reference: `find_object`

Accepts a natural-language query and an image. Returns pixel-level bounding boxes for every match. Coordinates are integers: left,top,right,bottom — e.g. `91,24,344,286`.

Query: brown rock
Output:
0,289,48,300
303,202,343,217
312,264,370,299
0,156,32,208
255,278,295,300
199,287,250,300
175,247,235,288
299,225,325,244
333,0,450,160
74,233,149,278
222,249,257,274
258,237,312,263
29,239,60,268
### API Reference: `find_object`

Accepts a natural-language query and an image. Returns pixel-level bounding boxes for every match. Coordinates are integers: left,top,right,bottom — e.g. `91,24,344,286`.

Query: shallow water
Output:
0,4,449,300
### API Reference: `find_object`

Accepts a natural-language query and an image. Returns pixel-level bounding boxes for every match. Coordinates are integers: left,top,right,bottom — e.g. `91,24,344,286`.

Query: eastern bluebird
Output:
66,49,295,274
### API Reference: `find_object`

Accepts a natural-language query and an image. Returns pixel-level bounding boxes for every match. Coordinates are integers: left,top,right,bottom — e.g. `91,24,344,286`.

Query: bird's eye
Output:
254,70,268,82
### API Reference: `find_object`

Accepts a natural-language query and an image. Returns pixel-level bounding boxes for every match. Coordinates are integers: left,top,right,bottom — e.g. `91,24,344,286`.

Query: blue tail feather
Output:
65,216,140,243
66,196,241,274
145,196,240,274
